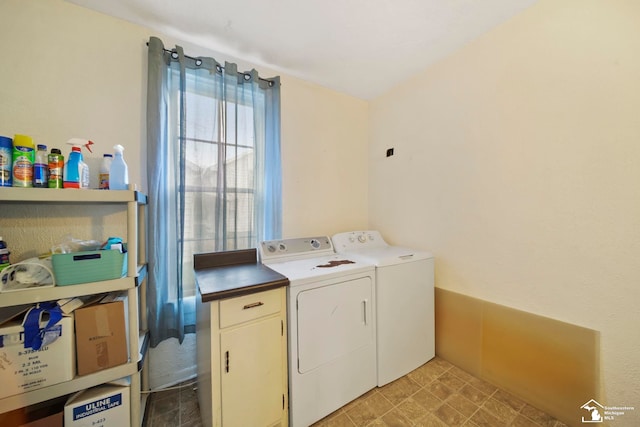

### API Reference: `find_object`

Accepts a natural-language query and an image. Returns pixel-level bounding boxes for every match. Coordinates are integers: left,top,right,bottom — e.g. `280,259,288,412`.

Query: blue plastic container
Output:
0,136,12,187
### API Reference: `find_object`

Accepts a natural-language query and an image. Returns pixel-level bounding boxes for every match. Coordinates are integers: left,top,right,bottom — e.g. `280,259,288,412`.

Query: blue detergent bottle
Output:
63,138,92,189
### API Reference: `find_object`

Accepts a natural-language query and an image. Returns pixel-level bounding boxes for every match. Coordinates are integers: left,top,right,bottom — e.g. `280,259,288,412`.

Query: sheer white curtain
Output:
146,36,282,346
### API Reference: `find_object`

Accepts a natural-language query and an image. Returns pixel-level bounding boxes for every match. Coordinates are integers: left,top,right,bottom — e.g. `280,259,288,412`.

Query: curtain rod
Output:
147,42,276,85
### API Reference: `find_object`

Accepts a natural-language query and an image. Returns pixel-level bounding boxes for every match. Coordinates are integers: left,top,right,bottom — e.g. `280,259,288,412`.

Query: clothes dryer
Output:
260,236,376,427
332,230,434,386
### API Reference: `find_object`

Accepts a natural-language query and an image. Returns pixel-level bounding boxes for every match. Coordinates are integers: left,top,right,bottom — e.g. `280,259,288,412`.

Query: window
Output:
178,70,265,297
146,36,281,345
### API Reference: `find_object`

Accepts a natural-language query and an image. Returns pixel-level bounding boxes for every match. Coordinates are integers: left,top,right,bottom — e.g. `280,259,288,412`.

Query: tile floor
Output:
144,357,566,427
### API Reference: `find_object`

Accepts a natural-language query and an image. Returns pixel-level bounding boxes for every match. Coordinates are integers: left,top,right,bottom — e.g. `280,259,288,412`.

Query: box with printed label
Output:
0,315,74,399
74,294,128,376
64,384,130,427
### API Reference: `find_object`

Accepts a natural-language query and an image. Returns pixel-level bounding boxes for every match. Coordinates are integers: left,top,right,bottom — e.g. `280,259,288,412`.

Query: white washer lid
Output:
342,245,433,267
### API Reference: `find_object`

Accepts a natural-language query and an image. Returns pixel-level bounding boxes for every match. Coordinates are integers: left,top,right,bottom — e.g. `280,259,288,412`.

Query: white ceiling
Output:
66,0,538,100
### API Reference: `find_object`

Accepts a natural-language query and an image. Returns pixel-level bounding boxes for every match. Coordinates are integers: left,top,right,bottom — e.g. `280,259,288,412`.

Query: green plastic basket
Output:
52,249,127,286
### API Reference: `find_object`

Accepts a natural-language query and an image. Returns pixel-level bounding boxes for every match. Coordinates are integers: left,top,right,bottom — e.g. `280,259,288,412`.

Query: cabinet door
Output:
220,316,284,426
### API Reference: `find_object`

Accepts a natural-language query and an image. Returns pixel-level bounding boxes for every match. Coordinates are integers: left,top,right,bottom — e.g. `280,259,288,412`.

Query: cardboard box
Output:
0,315,75,399
21,411,63,427
0,395,66,427
74,295,128,376
64,384,130,427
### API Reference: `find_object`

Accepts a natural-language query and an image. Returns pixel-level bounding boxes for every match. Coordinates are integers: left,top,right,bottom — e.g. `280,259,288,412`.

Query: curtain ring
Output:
195,59,202,66
171,51,179,59
216,64,222,73
244,73,251,81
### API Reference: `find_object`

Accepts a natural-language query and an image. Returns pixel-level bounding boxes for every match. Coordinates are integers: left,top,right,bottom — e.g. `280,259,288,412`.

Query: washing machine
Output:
332,230,434,386
260,236,376,427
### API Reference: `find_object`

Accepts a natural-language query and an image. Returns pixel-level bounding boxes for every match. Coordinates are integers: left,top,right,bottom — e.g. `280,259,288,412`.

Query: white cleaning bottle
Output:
109,144,129,190
99,153,112,189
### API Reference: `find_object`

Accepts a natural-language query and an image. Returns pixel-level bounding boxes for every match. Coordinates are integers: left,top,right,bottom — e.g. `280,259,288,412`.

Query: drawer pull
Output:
243,301,264,310
225,351,230,373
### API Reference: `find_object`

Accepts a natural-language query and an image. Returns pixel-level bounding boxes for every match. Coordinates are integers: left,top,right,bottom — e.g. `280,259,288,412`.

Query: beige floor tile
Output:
466,376,499,396
458,383,490,405
345,400,378,427
492,388,527,412
363,391,394,417
409,361,447,386
447,365,476,383
481,396,519,423
380,407,412,427
511,414,544,427
438,371,467,391
323,412,357,427
469,407,506,427
396,397,430,423
520,404,557,427
414,413,450,427
433,403,468,426
378,376,422,405
412,388,444,411
445,393,480,417
425,379,455,401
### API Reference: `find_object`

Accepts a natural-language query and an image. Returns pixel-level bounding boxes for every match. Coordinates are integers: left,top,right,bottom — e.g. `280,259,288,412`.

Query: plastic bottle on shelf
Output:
0,135,12,187
99,153,112,189
12,134,35,188
48,148,64,188
0,237,10,271
33,144,48,188
63,139,91,189
109,144,129,190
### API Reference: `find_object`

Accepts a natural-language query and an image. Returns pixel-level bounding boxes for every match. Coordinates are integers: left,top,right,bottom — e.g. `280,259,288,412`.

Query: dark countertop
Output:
194,248,289,302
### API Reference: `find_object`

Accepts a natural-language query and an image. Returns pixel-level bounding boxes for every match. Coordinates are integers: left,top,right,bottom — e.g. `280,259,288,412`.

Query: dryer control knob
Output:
267,245,277,253
358,234,367,243
310,239,321,249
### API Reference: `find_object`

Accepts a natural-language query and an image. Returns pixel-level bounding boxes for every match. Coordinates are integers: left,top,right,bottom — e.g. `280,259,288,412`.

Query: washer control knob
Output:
278,243,287,251
267,245,277,253
358,234,367,243
310,239,321,249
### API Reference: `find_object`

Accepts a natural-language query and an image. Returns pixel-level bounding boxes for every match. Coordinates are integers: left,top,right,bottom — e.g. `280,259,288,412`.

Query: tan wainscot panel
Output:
435,288,600,427
434,287,483,376
482,301,599,426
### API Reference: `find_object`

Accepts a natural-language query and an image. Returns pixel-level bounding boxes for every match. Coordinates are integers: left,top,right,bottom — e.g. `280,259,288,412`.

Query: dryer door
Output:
296,276,373,373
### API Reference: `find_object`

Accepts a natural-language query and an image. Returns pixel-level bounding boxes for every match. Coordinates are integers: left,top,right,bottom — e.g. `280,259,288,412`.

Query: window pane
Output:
179,71,256,297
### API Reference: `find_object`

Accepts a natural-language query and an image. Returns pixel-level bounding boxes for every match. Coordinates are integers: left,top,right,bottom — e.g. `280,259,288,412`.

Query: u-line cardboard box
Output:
64,384,130,427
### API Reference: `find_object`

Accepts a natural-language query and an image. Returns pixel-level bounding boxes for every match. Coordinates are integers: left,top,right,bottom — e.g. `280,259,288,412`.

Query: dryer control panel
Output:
260,236,333,262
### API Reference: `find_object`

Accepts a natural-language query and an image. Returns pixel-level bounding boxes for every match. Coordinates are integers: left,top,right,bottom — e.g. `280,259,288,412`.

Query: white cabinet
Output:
0,187,148,426
197,287,288,427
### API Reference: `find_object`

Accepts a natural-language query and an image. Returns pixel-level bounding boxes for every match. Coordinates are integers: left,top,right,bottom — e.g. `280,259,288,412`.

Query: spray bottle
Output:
63,138,93,189
109,144,129,190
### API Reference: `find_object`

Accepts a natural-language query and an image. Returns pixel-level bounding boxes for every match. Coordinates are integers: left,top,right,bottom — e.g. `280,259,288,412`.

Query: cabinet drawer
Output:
219,288,282,328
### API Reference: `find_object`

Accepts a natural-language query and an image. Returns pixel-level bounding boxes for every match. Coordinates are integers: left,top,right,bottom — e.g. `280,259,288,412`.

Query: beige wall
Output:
370,0,640,425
